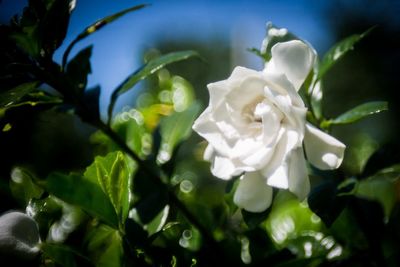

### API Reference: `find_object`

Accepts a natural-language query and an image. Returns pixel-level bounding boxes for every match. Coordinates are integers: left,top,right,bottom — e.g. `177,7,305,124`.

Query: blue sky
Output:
1,0,333,116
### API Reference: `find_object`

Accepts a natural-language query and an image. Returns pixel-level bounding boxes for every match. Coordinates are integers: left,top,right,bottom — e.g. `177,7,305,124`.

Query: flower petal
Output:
208,81,229,109
234,172,273,212
192,108,233,157
304,123,346,170
210,154,237,180
266,163,289,189
269,40,315,91
288,148,310,200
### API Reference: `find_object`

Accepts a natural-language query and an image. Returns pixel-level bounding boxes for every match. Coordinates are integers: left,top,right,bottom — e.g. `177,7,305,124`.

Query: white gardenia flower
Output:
193,40,345,212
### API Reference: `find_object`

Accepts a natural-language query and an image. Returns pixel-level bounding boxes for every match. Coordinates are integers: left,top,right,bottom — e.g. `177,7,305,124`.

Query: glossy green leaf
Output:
266,191,323,245
0,90,62,118
66,45,92,94
342,133,379,175
371,163,400,181
46,172,118,228
84,151,131,224
355,165,400,218
329,101,388,126
157,101,201,164
9,166,43,206
85,225,123,267
356,179,396,219
108,50,200,121
145,205,170,236
62,4,148,67
0,81,39,108
318,28,373,79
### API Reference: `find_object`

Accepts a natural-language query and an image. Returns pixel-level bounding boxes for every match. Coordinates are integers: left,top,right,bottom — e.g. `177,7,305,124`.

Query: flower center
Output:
242,96,268,124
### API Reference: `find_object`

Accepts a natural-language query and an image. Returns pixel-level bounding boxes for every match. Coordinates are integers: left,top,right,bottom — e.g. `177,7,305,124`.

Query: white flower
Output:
193,40,345,212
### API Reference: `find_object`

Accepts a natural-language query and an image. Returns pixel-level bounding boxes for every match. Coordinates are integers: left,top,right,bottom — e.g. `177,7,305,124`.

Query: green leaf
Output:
318,28,373,80
38,0,72,57
107,50,200,121
145,205,170,236
356,179,396,219
85,225,123,267
9,0,72,59
266,191,324,245
62,4,148,68
371,163,400,181
157,101,201,164
84,151,131,224
341,133,379,175
0,90,62,118
9,167,43,206
46,172,118,228
0,81,39,108
355,165,400,218
328,101,388,125
66,45,92,94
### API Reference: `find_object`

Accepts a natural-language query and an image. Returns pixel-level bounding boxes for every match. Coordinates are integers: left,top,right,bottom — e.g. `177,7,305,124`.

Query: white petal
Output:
225,76,265,112
304,123,346,170
270,40,315,91
263,72,305,108
210,154,237,180
207,66,260,109
234,172,273,212
208,81,229,109
192,109,232,157
240,144,274,169
288,148,310,200
261,128,289,183
228,66,260,84
266,163,289,189
262,128,303,189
